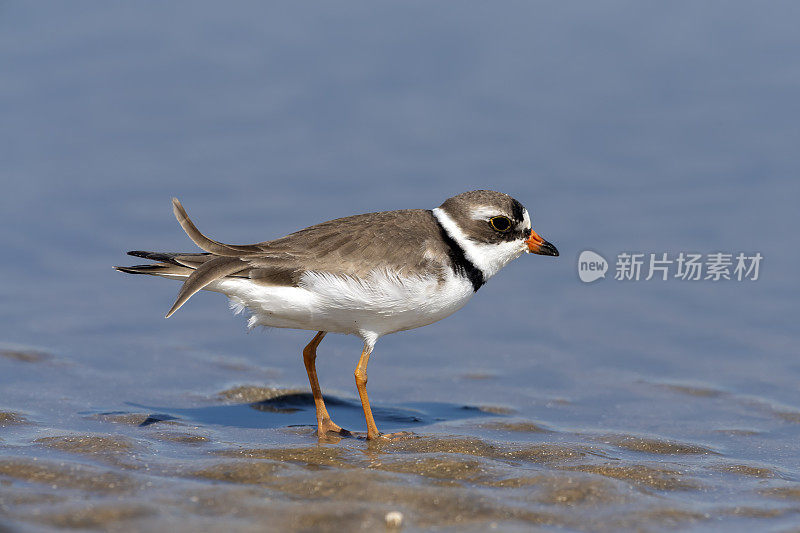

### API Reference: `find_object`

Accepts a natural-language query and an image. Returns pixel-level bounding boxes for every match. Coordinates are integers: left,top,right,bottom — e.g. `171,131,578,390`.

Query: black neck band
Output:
430,210,485,292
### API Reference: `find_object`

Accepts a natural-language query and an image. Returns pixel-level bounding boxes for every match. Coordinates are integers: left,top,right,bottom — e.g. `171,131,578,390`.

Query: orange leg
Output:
354,342,381,440
354,342,415,441
303,331,346,436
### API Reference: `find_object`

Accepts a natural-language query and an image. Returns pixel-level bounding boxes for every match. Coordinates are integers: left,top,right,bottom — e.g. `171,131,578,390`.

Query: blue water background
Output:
1,2,799,471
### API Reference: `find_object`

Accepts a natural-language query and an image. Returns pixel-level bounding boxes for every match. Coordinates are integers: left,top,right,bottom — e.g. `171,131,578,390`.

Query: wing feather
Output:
171,198,263,256
165,256,246,318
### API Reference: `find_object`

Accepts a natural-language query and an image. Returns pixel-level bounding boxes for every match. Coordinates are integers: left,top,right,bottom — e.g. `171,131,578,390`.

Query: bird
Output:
115,190,558,440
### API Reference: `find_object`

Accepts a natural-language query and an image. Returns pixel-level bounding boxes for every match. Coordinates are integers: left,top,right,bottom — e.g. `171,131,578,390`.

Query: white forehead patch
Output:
469,206,500,220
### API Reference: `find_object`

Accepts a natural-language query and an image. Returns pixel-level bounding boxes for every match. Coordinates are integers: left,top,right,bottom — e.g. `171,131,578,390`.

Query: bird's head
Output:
433,190,558,281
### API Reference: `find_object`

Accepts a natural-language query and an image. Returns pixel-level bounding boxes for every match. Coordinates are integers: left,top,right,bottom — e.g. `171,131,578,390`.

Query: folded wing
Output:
116,199,451,317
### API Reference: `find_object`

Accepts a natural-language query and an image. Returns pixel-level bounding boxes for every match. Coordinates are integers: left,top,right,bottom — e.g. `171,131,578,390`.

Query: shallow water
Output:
2,1,800,531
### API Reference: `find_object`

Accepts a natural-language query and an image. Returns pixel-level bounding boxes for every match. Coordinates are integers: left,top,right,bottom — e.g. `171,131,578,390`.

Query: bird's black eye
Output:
489,216,512,232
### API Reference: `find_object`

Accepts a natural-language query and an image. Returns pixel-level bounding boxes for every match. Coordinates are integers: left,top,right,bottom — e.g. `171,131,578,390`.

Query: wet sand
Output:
3,364,800,532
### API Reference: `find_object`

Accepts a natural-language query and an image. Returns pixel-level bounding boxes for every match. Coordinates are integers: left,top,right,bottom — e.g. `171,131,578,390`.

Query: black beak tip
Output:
542,241,559,257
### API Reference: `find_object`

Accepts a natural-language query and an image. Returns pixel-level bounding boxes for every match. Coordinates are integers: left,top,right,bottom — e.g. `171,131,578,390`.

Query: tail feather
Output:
114,264,175,275
113,262,192,278
127,250,177,262
164,256,247,318
127,250,212,269
127,250,208,263
171,198,262,256
117,198,262,317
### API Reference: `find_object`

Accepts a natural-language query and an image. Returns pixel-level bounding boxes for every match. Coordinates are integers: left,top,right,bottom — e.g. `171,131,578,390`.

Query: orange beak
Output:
525,229,559,256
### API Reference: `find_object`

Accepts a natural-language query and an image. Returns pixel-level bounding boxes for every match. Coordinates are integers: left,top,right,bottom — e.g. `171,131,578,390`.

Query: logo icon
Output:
578,250,608,283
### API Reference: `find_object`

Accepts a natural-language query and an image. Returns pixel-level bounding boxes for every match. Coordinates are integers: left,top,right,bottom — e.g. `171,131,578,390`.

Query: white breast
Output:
208,268,475,342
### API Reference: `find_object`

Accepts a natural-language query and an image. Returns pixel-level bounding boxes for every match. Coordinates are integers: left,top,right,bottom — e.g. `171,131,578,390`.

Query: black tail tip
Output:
127,250,168,260
114,264,166,275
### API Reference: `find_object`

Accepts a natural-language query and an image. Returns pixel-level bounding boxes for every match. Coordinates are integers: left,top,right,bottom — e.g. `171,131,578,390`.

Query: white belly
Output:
208,269,475,341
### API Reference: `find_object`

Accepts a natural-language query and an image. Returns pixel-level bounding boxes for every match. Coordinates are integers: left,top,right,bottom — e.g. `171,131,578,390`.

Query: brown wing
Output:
244,209,451,283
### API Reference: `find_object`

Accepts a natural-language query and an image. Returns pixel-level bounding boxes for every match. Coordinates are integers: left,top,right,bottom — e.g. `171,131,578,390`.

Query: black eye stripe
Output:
510,200,525,223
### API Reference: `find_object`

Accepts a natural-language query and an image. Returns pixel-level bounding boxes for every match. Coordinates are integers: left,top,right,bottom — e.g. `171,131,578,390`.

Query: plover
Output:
115,190,558,439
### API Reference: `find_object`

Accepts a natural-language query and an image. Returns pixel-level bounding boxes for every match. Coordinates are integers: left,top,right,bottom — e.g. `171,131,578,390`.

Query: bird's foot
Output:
317,418,351,437
366,431,416,442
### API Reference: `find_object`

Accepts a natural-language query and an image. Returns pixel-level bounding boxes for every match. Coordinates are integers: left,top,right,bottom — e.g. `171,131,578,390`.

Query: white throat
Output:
432,207,526,280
